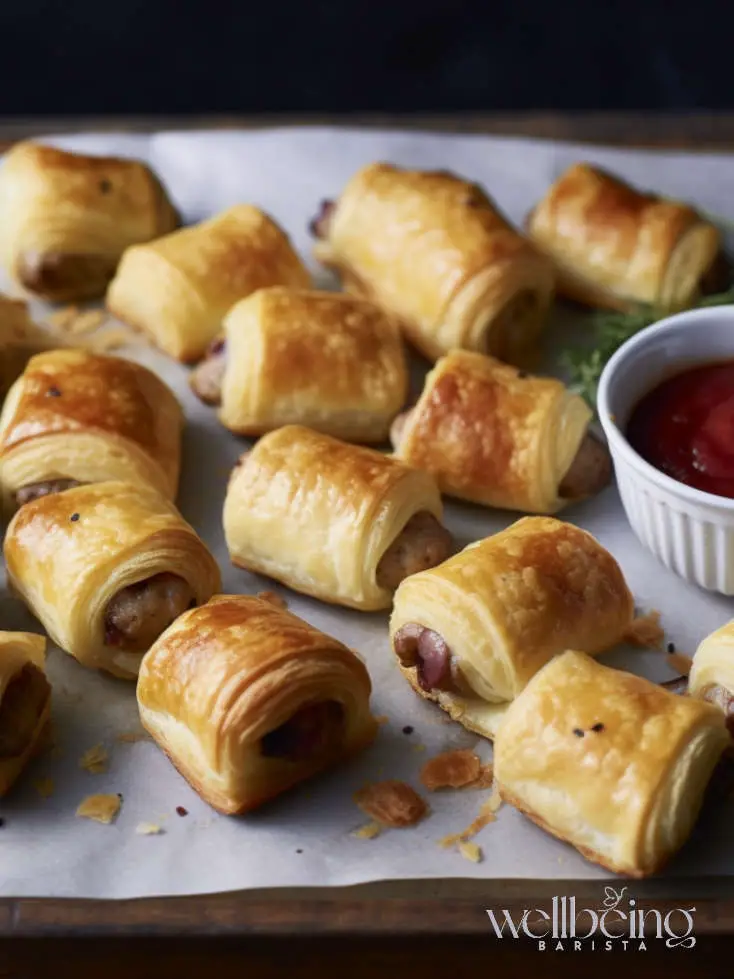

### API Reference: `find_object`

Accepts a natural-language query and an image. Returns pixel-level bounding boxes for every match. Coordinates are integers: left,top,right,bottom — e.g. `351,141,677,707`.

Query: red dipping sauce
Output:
627,361,734,499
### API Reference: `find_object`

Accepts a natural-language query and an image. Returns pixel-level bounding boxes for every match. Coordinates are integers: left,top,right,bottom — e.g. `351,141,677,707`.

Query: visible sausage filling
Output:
190,336,226,406
15,479,82,507
260,701,345,761
559,432,612,500
393,623,468,694
700,249,732,296
701,683,734,737
375,512,453,592
659,675,689,697
308,200,335,239
104,573,195,652
0,663,50,758
17,250,118,300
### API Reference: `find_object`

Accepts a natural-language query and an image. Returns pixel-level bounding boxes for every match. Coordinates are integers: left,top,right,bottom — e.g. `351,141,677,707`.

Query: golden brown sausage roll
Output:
310,163,554,365
527,162,722,312
390,516,634,739
0,294,51,402
107,205,311,362
190,287,408,443
494,650,729,877
137,594,377,813
0,631,50,796
0,350,183,511
224,425,452,611
4,481,221,679
0,142,179,302
391,350,610,513
689,620,734,733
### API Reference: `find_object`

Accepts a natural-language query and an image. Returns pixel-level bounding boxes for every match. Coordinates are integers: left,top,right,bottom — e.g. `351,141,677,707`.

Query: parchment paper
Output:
2,127,734,898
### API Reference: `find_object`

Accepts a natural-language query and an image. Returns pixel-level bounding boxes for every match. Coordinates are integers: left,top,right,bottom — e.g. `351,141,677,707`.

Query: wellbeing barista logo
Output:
486,887,696,950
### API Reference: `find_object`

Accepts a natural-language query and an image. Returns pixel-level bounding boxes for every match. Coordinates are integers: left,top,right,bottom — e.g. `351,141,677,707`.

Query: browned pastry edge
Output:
398,662,501,740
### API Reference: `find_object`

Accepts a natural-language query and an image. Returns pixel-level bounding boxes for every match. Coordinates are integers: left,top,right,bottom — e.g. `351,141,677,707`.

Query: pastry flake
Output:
79,743,108,774
354,779,428,828
76,793,121,824
420,749,482,790
0,630,50,797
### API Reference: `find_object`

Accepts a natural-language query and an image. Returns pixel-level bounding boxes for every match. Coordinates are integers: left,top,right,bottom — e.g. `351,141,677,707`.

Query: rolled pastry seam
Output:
137,595,377,814
0,350,183,512
0,142,179,302
389,516,634,739
391,350,605,513
494,651,729,877
191,287,409,444
311,163,554,365
689,620,734,733
0,632,50,796
107,205,311,362
224,425,452,611
527,162,721,312
3,481,221,679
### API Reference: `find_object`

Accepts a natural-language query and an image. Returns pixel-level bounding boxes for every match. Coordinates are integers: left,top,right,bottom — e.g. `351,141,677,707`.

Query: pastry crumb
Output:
667,652,694,676
458,841,483,863
86,327,136,353
76,793,121,824
411,743,426,754
67,309,107,335
79,743,108,774
354,779,428,828
351,821,382,840
420,749,481,790
257,590,288,608
469,763,494,789
624,610,664,649
116,730,149,744
34,777,54,799
135,822,164,836
439,788,503,847
46,305,79,329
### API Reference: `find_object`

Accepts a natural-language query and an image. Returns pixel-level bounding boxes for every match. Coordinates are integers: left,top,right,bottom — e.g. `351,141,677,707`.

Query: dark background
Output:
0,0,729,116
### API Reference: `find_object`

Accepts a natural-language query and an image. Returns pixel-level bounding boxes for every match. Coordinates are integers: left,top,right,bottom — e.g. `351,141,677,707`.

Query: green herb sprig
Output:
561,286,734,406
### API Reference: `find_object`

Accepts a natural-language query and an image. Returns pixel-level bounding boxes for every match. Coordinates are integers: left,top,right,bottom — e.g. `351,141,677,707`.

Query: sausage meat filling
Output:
260,701,345,761
0,663,50,758
393,623,464,693
308,200,335,239
104,573,195,652
559,432,612,500
702,683,734,737
15,479,82,507
375,512,453,592
190,337,226,406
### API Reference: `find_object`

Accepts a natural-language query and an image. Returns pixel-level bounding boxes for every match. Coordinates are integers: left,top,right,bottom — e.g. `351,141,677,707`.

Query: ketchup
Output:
627,362,734,499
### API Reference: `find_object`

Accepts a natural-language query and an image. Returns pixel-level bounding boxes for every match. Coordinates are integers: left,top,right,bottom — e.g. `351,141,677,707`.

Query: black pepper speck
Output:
176,806,188,817
402,725,414,735
296,848,303,854
99,179,112,194
667,642,676,653
573,728,585,738
70,513,80,522
591,723,605,733
46,386,61,397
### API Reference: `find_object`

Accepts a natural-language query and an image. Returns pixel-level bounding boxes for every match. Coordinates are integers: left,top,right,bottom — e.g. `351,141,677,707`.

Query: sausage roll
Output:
224,425,452,611
390,516,634,739
494,650,729,877
310,163,554,365
689,620,734,734
0,294,50,402
0,349,183,511
4,481,221,679
527,162,723,312
107,205,311,363
0,142,179,303
0,631,50,797
137,594,377,813
391,350,610,513
191,287,408,443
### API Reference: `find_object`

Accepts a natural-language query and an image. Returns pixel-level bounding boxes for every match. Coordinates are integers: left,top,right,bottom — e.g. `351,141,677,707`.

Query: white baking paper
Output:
2,127,734,898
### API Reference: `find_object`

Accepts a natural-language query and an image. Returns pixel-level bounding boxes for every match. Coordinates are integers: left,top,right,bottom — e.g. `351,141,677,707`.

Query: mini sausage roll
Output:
390,516,634,739
224,425,452,611
4,481,221,679
0,350,183,511
137,594,377,813
0,142,179,303
190,287,408,443
0,294,49,402
527,162,722,312
0,631,50,796
689,620,734,734
495,650,729,877
391,350,610,513
107,205,310,363
310,163,554,365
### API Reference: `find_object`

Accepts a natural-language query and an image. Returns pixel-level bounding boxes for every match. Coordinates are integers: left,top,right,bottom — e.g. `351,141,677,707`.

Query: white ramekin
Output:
598,304,734,595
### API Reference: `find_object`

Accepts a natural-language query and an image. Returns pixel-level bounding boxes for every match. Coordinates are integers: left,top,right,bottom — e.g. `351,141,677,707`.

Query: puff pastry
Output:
0,142,179,302
494,650,729,877
0,294,51,402
391,350,610,513
107,205,311,362
4,481,221,679
0,631,50,796
137,594,377,813
527,162,722,312
689,620,734,733
190,287,408,443
224,425,452,610
310,163,554,364
390,516,634,739
0,349,183,511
